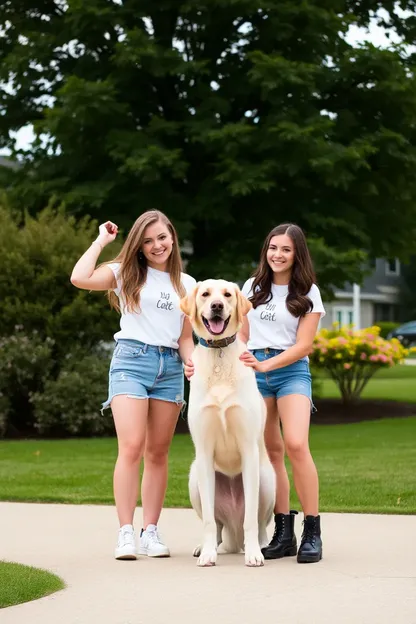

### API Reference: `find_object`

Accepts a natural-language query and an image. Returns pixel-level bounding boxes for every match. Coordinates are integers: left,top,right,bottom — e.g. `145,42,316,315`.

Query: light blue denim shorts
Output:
101,339,184,412
251,348,316,412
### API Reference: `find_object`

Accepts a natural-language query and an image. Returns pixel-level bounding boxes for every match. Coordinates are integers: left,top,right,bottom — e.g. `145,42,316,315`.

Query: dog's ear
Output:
236,288,252,326
180,283,200,320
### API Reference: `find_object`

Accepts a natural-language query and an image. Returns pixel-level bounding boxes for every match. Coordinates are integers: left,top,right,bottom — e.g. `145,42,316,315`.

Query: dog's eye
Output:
224,292,232,298
201,291,210,297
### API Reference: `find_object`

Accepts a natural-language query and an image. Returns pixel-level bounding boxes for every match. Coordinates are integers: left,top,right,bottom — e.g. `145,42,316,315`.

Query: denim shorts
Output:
101,339,184,412
251,348,316,411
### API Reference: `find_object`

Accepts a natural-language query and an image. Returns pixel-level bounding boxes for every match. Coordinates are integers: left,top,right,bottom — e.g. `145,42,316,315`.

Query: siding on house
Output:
320,258,403,330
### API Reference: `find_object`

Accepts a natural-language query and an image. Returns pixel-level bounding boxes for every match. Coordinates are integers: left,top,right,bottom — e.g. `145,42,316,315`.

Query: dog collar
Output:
199,334,237,349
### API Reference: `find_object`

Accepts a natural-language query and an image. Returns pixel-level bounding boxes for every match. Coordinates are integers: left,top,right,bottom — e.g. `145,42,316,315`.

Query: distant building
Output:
321,259,402,329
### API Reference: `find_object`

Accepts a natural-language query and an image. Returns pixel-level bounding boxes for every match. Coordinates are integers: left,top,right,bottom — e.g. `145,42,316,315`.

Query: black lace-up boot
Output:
261,510,298,560
297,515,322,563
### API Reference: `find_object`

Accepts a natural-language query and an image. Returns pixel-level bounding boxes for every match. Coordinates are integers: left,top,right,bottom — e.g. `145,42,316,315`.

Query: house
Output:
320,258,402,330
0,156,19,170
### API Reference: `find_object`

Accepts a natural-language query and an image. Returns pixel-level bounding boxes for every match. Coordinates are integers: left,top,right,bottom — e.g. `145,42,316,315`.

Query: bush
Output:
0,200,122,436
310,325,408,404
32,350,113,436
0,202,120,357
374,322,401,339
0,394,10,437
0,330,54,437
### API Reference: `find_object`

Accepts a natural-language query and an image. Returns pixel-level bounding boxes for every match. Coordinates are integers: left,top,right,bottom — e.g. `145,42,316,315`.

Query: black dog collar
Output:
199,334,237,349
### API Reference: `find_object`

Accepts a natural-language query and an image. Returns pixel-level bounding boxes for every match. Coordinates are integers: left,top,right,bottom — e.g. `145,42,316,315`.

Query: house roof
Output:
335,259,402,302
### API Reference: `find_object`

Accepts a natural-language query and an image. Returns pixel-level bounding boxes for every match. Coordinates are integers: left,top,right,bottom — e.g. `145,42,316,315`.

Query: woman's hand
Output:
239,351,267,373
184,357,195,380
97,221,118,247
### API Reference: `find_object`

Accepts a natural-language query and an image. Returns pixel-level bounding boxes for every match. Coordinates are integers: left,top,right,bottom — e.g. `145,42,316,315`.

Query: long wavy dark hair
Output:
250,223,316,318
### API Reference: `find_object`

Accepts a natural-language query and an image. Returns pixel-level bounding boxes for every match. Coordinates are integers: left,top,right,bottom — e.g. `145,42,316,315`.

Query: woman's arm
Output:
240,313,321,372
70,221,118,291
178,317,195,365
237,316,250,344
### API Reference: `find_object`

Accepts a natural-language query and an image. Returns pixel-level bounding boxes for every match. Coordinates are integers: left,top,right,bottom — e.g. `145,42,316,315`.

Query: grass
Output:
1,418,415,514
313,363,416,381
320,378,416,402
0,561,64,609
313,363,416,403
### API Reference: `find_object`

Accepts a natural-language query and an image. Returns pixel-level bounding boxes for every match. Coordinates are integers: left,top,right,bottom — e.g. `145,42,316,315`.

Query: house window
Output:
385,258,400,276
374,303,400,323
333,306,354,327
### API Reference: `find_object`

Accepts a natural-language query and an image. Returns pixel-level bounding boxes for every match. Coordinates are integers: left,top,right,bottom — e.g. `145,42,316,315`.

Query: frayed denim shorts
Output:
101,339,184,412
251,348,316,412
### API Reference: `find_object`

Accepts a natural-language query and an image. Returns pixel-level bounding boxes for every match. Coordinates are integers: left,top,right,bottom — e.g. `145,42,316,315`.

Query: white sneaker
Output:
138,524,170,557
115,524,137,560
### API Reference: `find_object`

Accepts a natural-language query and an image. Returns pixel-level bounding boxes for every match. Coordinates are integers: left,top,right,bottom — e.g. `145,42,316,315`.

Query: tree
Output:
1,1,416,288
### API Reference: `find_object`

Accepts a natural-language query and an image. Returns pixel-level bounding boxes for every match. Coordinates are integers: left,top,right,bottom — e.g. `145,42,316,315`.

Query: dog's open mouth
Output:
202,315,231,336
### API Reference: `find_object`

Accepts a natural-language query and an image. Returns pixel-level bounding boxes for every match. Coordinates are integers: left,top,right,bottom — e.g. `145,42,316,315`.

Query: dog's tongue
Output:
208,318,225,335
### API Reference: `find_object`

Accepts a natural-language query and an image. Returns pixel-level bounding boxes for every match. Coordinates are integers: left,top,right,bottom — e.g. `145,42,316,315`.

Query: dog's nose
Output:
211,300,224,313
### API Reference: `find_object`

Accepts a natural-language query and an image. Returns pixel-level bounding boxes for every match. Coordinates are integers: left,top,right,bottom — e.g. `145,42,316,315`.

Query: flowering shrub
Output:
310,324,409,404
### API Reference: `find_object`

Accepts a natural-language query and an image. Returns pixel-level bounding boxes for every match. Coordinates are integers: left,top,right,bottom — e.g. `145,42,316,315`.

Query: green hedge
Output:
0,201,121,437
374,322,401,339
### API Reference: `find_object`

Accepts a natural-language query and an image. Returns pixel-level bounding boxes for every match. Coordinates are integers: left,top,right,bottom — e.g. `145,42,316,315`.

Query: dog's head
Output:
180,279,252,340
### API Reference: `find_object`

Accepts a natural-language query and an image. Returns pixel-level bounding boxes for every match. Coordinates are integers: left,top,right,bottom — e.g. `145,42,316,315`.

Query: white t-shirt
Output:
241,278,326,351
108,263,196,349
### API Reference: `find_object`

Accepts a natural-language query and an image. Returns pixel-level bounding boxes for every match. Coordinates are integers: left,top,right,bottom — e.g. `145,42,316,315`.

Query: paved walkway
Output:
1,503,415,624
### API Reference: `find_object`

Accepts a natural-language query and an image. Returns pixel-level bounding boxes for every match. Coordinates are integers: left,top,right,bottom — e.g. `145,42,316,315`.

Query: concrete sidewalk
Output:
0,503,415,624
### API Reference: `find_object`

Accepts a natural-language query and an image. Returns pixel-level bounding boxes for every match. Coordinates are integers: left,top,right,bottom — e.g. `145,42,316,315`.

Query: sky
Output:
0,15,410,157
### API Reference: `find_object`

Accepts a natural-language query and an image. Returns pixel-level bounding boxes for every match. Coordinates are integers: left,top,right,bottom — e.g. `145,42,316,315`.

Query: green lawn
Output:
320,378,416,402
313,363,416,403
0,561,64,609
313,363,416,381
1,418,415,514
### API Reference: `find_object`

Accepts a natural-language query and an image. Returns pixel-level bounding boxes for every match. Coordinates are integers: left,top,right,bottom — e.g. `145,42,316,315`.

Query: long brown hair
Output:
250,223,316,317
107,210,185,313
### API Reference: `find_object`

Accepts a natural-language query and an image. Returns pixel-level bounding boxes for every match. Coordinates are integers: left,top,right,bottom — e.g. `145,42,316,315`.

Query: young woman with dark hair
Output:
239,223,325,564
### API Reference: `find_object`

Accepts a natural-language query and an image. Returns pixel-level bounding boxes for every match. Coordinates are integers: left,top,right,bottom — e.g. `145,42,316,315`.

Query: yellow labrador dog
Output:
180,279,275,567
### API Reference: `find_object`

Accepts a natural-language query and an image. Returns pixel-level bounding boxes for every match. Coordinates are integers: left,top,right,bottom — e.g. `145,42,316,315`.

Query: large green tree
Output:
1,1,416,288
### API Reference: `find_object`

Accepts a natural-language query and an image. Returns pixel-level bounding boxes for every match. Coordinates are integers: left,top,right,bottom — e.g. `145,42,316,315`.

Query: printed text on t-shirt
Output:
260,302,277,322
157,291,174,311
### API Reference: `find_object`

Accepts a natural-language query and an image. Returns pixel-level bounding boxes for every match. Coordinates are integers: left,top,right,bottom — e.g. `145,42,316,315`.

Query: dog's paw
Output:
197,548,217,567
245,547,264,567
193,544,201,557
